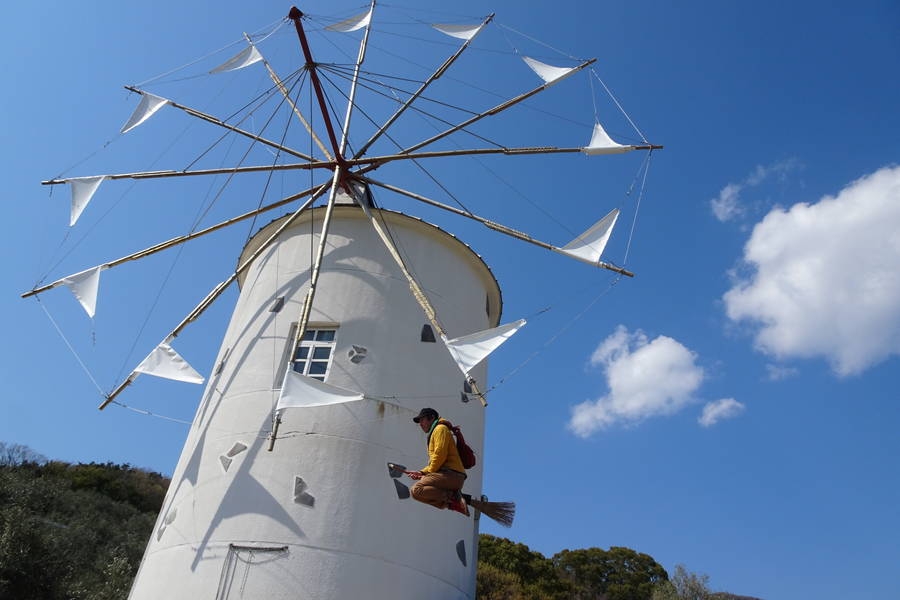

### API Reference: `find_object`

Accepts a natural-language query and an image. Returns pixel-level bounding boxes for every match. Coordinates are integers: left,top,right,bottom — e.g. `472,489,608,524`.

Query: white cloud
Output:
711,159,799,222
698,398,745,427
711,183,744,222
765,364,798,381
569,326,705,437
724,165,900,376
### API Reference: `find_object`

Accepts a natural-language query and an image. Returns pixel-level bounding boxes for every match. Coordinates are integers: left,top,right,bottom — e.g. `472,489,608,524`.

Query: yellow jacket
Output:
421,419,465,474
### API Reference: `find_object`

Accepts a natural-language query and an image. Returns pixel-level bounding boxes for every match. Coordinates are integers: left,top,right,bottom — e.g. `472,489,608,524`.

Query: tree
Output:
652,565,712,600
478,534,574,600
0,459,165,600
553,546,668,600
476,562,526,600
0,442,46,466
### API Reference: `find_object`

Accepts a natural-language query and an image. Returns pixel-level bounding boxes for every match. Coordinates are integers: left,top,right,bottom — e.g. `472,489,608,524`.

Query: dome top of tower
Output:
238,205,503,327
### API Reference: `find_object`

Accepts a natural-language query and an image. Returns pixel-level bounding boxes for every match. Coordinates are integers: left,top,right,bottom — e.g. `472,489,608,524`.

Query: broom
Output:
462,493,516,528
388,463,516,527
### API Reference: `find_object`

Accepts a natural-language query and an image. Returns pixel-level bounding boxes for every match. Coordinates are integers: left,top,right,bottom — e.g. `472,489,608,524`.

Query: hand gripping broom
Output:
388,463,515,527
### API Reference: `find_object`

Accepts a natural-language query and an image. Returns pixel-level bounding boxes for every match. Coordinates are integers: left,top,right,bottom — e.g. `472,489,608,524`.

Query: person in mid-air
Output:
407,407,469,515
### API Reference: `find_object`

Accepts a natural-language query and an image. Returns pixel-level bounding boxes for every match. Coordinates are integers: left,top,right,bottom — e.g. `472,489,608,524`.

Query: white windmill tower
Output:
23,4,659,599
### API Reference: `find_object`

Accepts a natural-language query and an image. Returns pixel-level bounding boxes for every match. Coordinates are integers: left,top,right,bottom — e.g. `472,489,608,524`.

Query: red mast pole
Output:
288,7,345,166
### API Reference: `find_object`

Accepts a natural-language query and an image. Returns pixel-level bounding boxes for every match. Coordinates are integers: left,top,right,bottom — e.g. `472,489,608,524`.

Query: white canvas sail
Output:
53,265,106,318
120,92,168,134
521,56,577,85
277,369,364,410
443,319,526,376
555,209,619,265
134,342,204,384
209,45,263,74
583,122,633,155
431,23,484,41
67,176,105,226
325,9,372,32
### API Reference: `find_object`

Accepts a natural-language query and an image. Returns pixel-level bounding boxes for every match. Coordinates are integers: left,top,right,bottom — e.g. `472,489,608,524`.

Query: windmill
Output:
22,4,660,599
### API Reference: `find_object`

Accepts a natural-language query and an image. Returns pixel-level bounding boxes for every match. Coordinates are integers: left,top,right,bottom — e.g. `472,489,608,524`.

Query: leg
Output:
411,471,464,509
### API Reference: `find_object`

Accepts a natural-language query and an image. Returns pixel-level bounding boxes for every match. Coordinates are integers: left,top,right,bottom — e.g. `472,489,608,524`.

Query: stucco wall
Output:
129,207,502,600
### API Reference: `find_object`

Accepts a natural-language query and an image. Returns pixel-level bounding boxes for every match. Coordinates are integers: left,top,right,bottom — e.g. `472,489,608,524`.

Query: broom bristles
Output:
467,498,515,528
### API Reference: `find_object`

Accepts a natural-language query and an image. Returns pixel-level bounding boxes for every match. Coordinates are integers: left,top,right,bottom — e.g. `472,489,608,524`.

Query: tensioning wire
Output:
113,69,307,384
134,17,287,88
35,296,106,398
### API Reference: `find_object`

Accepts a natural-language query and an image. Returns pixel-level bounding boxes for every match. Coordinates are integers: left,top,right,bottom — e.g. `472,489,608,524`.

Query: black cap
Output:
413,407,439,423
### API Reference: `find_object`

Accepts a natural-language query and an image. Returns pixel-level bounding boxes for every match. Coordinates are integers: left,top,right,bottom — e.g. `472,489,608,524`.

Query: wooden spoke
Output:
399,59,596,155
352,13,494,159
22,182,329,299
100,182,333,409
125,86,314,161
360,175,634,277
42,160,337,186
244,33,333,161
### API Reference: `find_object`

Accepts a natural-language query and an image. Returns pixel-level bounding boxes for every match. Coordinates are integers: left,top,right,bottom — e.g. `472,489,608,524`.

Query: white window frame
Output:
291,325,338,382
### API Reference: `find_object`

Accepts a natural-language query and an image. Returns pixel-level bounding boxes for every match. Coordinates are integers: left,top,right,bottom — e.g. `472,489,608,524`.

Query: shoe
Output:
448,492,470,516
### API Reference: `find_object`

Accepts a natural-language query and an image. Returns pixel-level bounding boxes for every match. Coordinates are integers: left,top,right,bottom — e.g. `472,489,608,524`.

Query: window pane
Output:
292,361,306,373
316,330,335,341
310,376,325,381
312,346,331,360
308,362,327,375
294,347,309,360
302,330,316,341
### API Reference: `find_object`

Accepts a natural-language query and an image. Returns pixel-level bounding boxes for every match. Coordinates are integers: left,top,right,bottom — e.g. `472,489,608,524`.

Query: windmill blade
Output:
23,182,329,300
353,13,494,158
244,33,333,161
360,176,634,277
349,181,490,406
284,0,375,351
43,160,337,186
401,58,596,155
100,182,331,409
267,5,378,450
122,87,314,161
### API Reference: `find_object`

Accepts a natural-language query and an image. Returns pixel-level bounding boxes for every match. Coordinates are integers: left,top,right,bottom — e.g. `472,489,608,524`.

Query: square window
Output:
285,327,338,384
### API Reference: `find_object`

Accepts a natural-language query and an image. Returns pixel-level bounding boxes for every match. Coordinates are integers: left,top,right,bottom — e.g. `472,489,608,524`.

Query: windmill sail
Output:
209,45,263,74
133,342,204,384
443,319,527,376
277,369,364,410
521,56,577,85
325,9,372,32
554,208,620,265
67,176,105,226
120,92,168,134
52,265,105,318
583,122,633,155
432,23,484,41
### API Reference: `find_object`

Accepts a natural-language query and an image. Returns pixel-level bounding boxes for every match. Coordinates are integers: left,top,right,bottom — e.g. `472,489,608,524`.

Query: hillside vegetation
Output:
0,443,758,599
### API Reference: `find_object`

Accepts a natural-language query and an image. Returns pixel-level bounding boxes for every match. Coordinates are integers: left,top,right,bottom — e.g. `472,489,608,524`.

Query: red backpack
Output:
441,421,477,469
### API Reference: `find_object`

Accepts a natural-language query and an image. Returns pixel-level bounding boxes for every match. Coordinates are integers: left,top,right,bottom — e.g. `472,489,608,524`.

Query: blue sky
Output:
3,2,899,599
